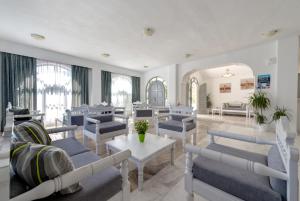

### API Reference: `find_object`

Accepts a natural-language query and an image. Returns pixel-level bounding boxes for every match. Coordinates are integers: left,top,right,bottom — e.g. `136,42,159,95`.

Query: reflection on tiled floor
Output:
50,115,300,201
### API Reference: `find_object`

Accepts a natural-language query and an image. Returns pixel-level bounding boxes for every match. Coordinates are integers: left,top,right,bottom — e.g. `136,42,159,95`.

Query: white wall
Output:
143,36,300,132
0,39,143,105
141,64,177,105
206,76,254,108
276,36,299,132
177,41,277,106
187,70,254,108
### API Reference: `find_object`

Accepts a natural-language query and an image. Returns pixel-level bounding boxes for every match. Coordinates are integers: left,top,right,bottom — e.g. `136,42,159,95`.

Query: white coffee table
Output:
106,133,176,191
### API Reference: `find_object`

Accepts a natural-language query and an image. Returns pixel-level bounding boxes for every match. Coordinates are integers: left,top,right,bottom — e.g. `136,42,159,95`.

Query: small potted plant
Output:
271,106,290,122
248,91,271,132
134,120,149,143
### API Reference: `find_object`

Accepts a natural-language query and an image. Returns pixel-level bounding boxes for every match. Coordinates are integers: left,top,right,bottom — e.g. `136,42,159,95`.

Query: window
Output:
37,60,72,126
146,77,167,106
189,77,199,110
111,74,132,114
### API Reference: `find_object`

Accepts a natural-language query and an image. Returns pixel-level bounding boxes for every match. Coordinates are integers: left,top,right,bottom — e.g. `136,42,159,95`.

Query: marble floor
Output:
52,115,300,201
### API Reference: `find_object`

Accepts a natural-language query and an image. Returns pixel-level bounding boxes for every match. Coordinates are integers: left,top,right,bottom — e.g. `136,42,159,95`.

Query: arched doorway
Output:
181,63,254,114
188,77,199,110
146,77,167,106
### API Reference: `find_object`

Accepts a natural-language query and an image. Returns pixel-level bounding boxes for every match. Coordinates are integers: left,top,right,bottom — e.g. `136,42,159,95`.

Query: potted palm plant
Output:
249,91,271,132
134,120,149,143
271,106,290,122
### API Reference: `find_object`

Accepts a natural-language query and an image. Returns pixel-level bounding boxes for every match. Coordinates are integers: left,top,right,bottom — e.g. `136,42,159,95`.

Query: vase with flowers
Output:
134,120,149,143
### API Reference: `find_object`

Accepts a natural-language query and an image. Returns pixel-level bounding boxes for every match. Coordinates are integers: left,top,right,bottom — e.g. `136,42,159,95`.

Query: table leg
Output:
138,163,144,191
171,144,175,166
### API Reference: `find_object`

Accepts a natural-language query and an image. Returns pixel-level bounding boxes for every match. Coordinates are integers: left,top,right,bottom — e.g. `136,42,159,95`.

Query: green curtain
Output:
132,76,140,102
1,52,37,130
72,65,89,107
101,70,111,105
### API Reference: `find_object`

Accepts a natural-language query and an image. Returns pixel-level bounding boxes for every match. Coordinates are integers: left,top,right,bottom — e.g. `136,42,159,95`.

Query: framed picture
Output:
219,83,231,93
240,78,254,90
257,74,271,89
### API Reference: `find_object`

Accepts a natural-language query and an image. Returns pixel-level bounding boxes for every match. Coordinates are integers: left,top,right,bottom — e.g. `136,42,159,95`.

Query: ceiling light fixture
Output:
185,53,192,58
144,27,155,36
144,66,149,69
222,69,235,78
30,33,45,40
102,53,110,58
261,29,280,38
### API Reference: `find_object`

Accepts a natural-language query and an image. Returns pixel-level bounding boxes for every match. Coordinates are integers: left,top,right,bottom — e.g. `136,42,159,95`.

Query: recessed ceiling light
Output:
144,66,149,68
30,33,45,40
102,53,110,58
185,53,192,58
144,27,155,36
261,29,280,38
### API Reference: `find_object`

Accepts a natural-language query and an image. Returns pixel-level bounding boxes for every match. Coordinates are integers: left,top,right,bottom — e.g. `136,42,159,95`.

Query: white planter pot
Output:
257,124,268,132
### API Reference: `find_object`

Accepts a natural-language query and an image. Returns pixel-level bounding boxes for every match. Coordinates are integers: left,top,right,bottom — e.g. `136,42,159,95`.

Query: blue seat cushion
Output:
40,151,122,201
136,110,152,117
158,120,195,132
268,145,287,200
85,121,126,134
51,137,90,156
70,115,84,126
192,143,282,201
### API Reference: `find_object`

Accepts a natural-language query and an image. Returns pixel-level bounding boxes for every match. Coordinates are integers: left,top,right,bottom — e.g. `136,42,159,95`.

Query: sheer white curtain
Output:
111,74,132,114
37,60,72,126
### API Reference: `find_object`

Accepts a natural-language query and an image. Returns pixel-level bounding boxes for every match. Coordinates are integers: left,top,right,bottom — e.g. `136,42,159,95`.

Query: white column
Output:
276,36,299,132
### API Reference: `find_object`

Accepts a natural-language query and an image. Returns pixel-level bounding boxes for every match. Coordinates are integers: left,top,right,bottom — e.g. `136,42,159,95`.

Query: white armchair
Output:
83,107,129,155
156,106,197,150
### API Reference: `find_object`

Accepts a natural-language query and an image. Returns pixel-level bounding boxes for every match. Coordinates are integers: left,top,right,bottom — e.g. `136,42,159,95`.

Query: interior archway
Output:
181,63,254,114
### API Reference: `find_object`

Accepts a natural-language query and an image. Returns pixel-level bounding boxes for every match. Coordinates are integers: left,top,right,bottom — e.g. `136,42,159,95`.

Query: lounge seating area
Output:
221,102,250,117
1,1,300,201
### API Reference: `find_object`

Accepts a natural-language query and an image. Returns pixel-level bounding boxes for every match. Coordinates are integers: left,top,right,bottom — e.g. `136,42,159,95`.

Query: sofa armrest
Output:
10,150,131,201
185,144,287,180
46,126,78,134
207,130,275,145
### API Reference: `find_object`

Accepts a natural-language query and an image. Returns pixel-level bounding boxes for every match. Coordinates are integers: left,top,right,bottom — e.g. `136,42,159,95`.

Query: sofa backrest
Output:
135,109,153,117
170,106,195,116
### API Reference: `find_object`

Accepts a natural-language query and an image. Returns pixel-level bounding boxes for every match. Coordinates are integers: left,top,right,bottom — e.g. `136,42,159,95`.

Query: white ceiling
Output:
0,0,300,71
199,64,253,79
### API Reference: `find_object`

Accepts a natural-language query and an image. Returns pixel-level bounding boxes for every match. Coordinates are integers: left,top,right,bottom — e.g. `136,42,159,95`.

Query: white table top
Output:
106,133,176,162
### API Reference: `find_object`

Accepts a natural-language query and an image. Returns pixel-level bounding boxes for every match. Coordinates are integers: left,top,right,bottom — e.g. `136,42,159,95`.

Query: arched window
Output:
188,77,199,110
37,60,72,126
146,77,167,106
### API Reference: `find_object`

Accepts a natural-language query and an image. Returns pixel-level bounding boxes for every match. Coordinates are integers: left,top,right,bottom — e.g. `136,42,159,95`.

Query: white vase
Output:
257,124,268,132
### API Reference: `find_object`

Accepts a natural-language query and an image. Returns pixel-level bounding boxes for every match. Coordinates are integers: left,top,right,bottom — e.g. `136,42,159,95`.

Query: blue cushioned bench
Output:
10,126,130,201
185,117,299,201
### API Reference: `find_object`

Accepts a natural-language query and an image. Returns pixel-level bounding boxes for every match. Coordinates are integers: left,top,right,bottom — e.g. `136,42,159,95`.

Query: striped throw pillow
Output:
10,142,82,195
13,119,52,145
